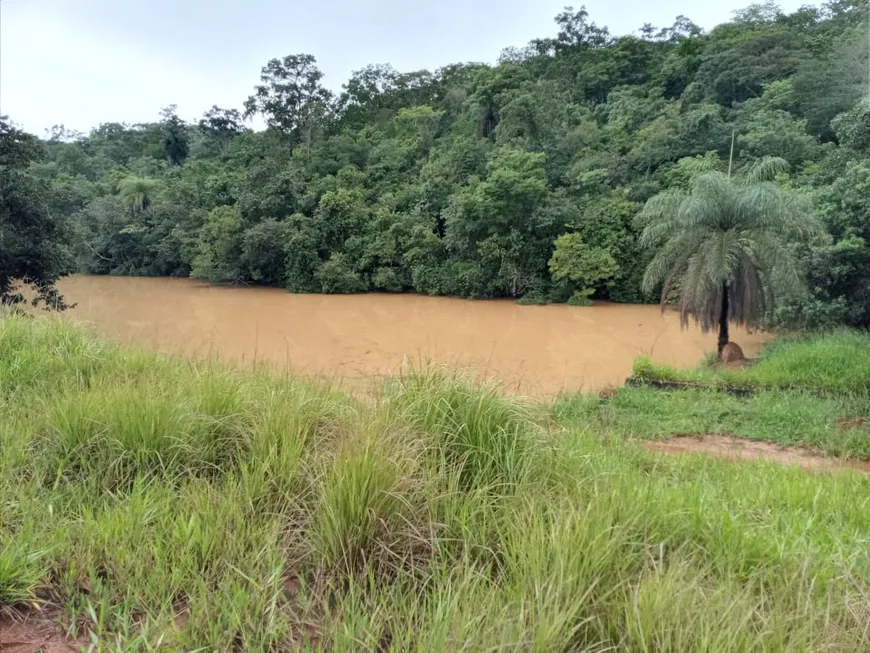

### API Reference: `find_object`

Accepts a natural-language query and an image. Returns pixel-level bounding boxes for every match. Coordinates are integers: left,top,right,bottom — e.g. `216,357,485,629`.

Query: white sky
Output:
1,0,810,135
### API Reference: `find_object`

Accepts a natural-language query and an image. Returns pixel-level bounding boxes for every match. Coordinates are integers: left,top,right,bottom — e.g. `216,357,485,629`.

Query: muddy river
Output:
58,275,771,396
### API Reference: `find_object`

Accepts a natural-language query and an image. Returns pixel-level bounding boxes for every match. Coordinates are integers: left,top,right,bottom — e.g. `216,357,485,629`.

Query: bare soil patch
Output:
644,434,870,474
0,613,86,653
835,417,867,430
711,357,758,371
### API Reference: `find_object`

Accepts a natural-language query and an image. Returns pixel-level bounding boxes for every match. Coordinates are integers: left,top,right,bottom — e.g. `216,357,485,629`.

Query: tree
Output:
118,176,158,217
191,206,244,283
780,159,870,328
832,101,870,154
638,157,823,357
548,233,619,305
0,117,72,308
244,54,333,145
336,64,400,131
445,148,553,297
792,24,868,138
241,219,290,285
315,253,365,293
198,106,245,151
531,5,611,55
160,105,189,165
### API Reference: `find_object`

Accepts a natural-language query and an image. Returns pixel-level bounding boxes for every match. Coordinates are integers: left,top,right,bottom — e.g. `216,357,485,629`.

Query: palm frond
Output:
642,230,702,293
742,156,791,186
742,156,790,184
701,229,741,284
636,188,687,244
118,176,158,215
679,156,720,176
729,254,767,329
679,253,718,332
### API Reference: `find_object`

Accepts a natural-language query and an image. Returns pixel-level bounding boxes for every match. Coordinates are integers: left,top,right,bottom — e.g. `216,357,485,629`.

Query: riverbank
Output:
2,316,869,650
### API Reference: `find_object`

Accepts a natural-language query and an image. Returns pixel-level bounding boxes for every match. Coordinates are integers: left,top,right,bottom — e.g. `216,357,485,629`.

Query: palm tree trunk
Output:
718,282,729,358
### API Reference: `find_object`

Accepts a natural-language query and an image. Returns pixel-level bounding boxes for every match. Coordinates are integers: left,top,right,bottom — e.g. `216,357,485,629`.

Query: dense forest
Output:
4,0,870,327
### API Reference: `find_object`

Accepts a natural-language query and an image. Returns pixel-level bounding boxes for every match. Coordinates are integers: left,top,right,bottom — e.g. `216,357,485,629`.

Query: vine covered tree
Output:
638,156,823,357
160,105,189,165
0,117,72,309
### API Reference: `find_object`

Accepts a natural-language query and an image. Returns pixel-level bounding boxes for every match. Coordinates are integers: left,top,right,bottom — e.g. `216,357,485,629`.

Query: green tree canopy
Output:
549,232,619,305
118,176,158,217
0,117,72,308
244,54,333,146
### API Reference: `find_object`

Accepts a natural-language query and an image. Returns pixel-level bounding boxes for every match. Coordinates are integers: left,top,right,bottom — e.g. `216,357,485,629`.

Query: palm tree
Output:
118,176,157,217
638,156,823,358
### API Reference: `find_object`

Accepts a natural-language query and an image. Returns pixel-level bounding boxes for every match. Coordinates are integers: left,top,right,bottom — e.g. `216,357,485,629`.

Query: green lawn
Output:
2,315,870,651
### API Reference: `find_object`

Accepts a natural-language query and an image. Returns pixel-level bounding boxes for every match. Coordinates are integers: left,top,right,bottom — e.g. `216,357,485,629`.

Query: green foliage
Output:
793,27,868,138
160,105,189,166
566,289,593,306
8,2,870,325
198,105,245,152
244,54,332,146
832,100,870,154
315,252,365,293
549,232,619,302
117,176,157,216
0,117,72,308
241,219,290,285
780,156,870,329
445,147,554,297
191,206,244,283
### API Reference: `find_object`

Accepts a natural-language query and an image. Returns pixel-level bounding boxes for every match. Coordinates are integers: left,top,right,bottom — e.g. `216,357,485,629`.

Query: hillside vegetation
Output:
2,315,870,650
9,0,870,328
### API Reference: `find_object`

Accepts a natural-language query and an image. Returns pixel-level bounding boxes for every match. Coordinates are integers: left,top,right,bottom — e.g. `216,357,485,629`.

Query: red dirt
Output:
597,386,620,400
835,417,868,430
0,614,86,653
644,434,870,474
720,342,745,363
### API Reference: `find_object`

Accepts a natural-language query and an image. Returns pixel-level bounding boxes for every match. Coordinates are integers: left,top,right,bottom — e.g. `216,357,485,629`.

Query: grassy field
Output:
2,316,870,651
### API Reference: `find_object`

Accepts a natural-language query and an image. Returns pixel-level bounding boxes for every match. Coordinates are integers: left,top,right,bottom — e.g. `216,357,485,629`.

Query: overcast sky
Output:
1,0,810,135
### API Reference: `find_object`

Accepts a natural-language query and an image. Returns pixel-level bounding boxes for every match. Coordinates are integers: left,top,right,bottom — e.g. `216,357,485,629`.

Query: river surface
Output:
58,275,771,396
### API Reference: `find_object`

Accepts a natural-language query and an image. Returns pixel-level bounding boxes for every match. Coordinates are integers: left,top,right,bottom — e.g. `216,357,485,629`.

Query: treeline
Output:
18,1,870,326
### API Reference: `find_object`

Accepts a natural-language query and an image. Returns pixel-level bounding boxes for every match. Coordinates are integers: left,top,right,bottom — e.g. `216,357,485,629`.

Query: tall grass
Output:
2,315,870,650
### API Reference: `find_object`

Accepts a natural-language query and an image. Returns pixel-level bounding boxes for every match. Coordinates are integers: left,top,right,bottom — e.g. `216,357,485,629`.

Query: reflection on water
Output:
59,275,771,396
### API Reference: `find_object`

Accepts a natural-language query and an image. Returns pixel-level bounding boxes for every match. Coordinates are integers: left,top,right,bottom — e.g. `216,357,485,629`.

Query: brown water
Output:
58,275,771,396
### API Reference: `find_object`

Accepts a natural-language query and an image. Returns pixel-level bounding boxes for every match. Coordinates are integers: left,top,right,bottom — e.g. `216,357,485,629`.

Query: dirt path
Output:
644,434,870,474
0,615,86,653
